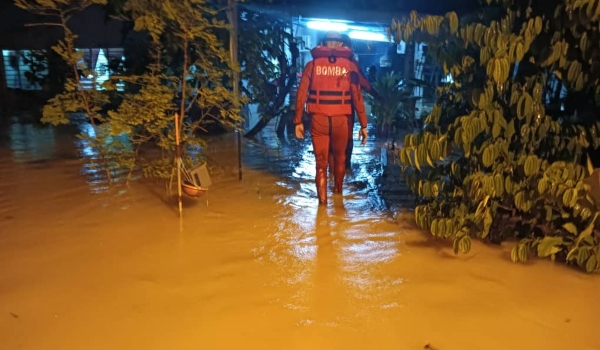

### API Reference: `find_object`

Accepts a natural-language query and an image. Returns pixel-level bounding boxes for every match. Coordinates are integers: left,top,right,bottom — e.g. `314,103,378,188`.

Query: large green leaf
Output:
537,237,563,258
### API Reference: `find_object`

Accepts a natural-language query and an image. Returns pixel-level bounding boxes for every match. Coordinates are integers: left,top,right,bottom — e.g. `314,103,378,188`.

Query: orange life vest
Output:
306,46,354,116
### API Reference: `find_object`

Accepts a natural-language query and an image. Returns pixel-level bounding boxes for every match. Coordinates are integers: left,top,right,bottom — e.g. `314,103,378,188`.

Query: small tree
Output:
107,46,174,181
392,1,600,272
15,0,116,184
108,0,242,180
239,10,299,138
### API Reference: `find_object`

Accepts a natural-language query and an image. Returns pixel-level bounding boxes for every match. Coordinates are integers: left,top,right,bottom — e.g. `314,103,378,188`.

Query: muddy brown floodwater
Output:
0,118,598,350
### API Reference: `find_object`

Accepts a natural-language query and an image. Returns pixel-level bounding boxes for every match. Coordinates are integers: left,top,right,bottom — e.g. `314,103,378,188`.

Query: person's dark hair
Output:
340,34,352,48
321,31,343,44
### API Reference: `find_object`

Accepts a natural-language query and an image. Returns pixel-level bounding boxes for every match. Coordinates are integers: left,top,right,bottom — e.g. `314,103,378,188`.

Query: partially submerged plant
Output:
392,1,600,272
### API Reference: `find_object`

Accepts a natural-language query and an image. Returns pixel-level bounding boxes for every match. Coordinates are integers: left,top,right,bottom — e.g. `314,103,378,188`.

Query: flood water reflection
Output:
0,118,599,350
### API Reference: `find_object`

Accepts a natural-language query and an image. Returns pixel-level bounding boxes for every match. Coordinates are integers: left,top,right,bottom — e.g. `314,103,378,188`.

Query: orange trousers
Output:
310,114,349,203
329,113,354,170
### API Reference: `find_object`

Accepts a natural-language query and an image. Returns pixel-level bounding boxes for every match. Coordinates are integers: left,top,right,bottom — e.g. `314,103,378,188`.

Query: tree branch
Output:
24,23,64,27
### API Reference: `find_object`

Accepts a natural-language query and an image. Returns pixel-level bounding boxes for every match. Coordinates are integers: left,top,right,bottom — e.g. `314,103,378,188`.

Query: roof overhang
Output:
239,3,412,27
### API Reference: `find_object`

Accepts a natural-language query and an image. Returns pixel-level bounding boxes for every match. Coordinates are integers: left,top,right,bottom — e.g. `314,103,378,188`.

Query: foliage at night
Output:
107,0,241,180
392,0,600,272
239,9,299,138
14,0,293,183
367,73,422,137
16,0,242,183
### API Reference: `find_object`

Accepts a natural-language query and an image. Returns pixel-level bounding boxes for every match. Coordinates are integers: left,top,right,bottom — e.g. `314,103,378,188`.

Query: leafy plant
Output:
368,72,422,137
392,1,600,272
240,10,299,138
107,0,243,180
107,49,174,181
107,0,293,139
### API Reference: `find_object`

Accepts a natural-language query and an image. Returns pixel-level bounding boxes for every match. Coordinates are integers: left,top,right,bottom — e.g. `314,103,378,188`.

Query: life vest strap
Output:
308,90,351,96
306,98,352,105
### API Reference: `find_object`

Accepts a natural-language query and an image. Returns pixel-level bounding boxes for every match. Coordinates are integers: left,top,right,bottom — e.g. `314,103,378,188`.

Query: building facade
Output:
0,3,126,92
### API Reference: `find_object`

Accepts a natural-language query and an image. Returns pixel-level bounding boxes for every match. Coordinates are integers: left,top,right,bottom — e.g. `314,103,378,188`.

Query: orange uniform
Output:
294,45,368,204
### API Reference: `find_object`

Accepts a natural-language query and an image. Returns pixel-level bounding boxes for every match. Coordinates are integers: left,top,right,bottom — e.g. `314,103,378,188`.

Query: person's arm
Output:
357,69,372,93
349,71,368,128
350,70,369,145
351,60,382,100
359,74,372,92
350,60,372,91
293,61,313,125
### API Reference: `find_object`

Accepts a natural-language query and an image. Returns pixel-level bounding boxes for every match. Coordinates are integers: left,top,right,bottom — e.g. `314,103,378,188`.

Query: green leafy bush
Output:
391,1,600,272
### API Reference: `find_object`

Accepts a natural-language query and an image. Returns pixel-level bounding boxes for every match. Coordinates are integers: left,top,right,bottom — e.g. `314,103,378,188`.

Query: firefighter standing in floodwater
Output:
294,31,369,205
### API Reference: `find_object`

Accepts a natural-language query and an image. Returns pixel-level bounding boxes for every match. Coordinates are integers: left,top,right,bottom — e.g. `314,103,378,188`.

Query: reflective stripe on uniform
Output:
308,90,351,105
306,99,352,105
309,90,350,96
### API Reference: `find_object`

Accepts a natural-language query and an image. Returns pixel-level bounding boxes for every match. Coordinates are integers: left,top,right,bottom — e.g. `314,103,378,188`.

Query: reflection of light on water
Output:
77,122,96,157
74,121,138,193
272,127,396,269
337,228,400,297
291,243,317,261
262,212,317,309
253,138,324,310
239,122,403,310
273,203,318,263
291,143,315,179
342,239,398,264
8,123,57,163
